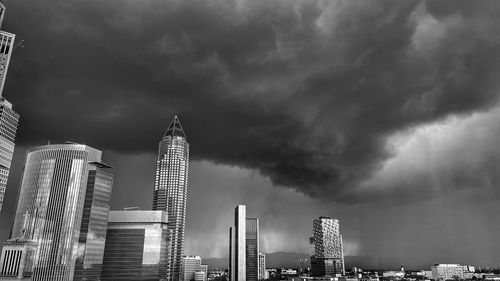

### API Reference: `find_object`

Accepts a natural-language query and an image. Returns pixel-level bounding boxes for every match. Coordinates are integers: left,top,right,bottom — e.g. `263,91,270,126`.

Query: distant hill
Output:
203,252,431,270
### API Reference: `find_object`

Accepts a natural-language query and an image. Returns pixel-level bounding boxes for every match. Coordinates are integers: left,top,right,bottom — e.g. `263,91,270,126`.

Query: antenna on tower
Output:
13,39,24,51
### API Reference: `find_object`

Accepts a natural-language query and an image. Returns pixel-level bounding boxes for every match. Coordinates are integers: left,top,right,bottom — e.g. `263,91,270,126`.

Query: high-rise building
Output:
0,3,19,215
153,116,189,281
181,256,207,281
7,143,113,281
246,218,259,281
0,98,19,213
229,205,260,281
310,217,344,277
0,30,14,95
258,253,265,281
101,210,170,281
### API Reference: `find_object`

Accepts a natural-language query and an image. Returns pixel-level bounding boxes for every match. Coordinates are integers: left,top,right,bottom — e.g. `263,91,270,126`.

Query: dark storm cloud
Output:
4,0,500,202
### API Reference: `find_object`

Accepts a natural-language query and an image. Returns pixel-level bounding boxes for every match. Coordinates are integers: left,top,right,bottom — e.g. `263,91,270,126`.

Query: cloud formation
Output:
4,0,500,203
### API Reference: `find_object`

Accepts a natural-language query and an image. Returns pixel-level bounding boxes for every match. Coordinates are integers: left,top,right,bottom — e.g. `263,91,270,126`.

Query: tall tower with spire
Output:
153,116,189,281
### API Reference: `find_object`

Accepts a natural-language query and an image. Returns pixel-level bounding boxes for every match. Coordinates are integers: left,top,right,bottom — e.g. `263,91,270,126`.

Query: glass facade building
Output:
229,205,260,281
245,218,259,281
10,144,113,281
101,210,170,281
0,98,19,213
153,116,189,281
310,217,344,277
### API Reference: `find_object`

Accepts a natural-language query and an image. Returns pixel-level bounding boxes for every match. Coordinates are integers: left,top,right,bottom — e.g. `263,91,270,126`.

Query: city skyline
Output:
1,0,500,270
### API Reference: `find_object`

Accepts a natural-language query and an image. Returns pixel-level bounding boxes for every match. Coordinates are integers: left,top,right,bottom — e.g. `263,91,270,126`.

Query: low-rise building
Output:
431,264,464,281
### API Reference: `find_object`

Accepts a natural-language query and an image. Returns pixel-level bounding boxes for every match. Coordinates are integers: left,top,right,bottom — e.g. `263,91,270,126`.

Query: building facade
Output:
258,253,265,281
181,256,207,281
310,217,344,277
0,30,14,95
9,144,113,281
0,98,19,213
431,264,464,281
229,205,260,281
0,235,36,280
101,210,170,281
153,116,189,281
0,2,19,215
246,218,259,281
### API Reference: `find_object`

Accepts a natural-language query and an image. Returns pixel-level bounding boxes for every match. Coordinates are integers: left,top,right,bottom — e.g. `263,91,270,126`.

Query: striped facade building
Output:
4,144,113,281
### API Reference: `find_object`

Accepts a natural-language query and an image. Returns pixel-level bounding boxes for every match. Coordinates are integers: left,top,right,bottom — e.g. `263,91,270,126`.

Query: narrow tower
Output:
153,116,189,281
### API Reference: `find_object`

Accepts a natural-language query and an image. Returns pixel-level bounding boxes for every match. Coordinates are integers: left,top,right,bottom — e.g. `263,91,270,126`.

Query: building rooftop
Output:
164,115,186,138
108,210,168,224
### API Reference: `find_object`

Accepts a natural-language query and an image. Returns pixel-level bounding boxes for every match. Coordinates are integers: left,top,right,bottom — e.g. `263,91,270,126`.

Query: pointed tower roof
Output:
164,115,186,138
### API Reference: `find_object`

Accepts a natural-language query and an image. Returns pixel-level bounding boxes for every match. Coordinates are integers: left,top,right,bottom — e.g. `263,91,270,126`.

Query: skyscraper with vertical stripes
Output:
3,143,114,281
153,116,189,281
0,0,20,215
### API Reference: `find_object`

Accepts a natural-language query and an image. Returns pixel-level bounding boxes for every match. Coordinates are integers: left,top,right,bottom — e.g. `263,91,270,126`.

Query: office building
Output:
229,205,260,281
0,30,14,95
431,264,464,281
153,115,189,281
101,210,170,281
246,218,259,281
181,256,207,281
310,217,344,277
0,235,36,280
0,98,19,213
0,2,19,215
194,271,206,281
258,253,265,281
7,143,113,281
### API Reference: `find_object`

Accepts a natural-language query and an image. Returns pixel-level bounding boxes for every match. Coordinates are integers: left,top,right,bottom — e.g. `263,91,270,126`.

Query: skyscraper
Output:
229,205,260,281
8,143,113,281
0,98,19,213
310,217,344,277
0,3,19,215
153,116,189,281
101,210,170,281
246,218,259,281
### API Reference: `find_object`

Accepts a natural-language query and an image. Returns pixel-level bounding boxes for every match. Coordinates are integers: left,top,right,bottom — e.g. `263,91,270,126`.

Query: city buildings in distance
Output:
101,210,170,281
153,115,190,281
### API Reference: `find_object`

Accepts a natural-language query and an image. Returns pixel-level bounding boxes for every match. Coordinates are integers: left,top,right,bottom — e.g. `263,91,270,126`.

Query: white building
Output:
431,264,464,280
258,253,265,280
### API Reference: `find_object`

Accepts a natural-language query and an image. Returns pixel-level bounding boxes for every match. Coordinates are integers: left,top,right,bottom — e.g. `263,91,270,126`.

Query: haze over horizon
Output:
1,0,500,269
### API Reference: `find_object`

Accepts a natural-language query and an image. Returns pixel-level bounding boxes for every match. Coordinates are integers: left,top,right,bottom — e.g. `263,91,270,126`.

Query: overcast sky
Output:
1,0,500,268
